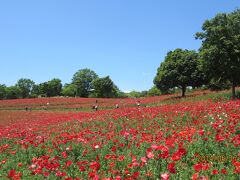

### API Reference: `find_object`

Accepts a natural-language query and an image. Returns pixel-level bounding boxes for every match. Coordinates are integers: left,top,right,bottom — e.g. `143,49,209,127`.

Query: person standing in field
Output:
136,100,141,108
94,100,98,111
95,104,98,111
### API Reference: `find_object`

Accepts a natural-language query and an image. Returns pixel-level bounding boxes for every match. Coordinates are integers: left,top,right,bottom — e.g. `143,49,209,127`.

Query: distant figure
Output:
43,105,47,110
95,105,98,111
25,107,28,111
115,103,119,109
136,100,141,108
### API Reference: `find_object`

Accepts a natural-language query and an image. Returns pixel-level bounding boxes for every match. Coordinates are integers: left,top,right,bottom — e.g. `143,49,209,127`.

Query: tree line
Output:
154,9,240,98
0,69,126,99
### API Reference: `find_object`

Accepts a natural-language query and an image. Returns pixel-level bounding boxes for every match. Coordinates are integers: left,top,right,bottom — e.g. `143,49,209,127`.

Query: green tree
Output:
154,49,205,97
36,82,48,97
0,84,7,100
61,84,77,97
16,78,35,98
72,69,98,97
5,86,21,99
147,86,161,96
31,84,40,97
33,79,62,97
196,9,240,98
92,76,118,98
47,78,62,97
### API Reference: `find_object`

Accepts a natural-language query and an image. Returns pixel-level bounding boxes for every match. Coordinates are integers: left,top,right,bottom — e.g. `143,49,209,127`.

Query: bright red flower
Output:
56,170,66,177
61,151,68,159
191,173,199,180
221,168,227,174
79,166,86,172
90,161,100,171
215,134,225,142
65,160,73,167
211,169,218,175
8,169,16,178
193,163,202,172
167,162,176,174
118,155,125,161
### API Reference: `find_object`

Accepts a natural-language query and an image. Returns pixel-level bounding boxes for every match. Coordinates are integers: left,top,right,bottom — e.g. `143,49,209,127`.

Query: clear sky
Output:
0,1,239,92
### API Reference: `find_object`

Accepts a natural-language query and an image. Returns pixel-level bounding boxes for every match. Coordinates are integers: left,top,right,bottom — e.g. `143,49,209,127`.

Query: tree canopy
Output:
32,79,62,97
92,76,118,98
154,49,205,97
16,78,35,98
61,84,77,97
196,9,240,98
0,84,7,100
72,69,98,97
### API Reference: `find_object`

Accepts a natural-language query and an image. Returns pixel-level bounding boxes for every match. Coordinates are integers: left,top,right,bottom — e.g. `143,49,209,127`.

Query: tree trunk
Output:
232,82,236,100
181,86,186,97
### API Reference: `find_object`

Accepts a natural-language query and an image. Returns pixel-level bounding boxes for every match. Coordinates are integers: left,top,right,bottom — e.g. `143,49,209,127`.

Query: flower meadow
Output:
0,93,239,179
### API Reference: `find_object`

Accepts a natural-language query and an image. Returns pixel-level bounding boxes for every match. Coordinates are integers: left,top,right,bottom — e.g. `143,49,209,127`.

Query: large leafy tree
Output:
72,69,98,97
154,49,205,97
196,9,240,98
34,79,62,97
36,82,49,97
47,78,62,97
16,78,35,98
92,76,118,98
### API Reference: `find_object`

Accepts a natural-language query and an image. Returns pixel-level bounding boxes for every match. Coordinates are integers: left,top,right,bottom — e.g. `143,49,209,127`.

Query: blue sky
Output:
0,1,239,92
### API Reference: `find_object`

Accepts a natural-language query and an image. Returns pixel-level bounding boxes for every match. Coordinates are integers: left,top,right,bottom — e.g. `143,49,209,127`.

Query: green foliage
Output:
154,49,205,97
116,91,128,98
196,9,240,98
207,78,231,91
47,78,62,97
61,84,77,97
209,90,240,102
72,69,98,97
126,90,146,98
91,76,118,98
0,84,7,100
16,78,35,98
33,79,62,97
35,83,48,97
147,86,161,96
5,86,21,99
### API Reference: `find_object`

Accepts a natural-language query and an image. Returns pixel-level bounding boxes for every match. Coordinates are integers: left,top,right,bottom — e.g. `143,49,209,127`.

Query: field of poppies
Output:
0,91,239,180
